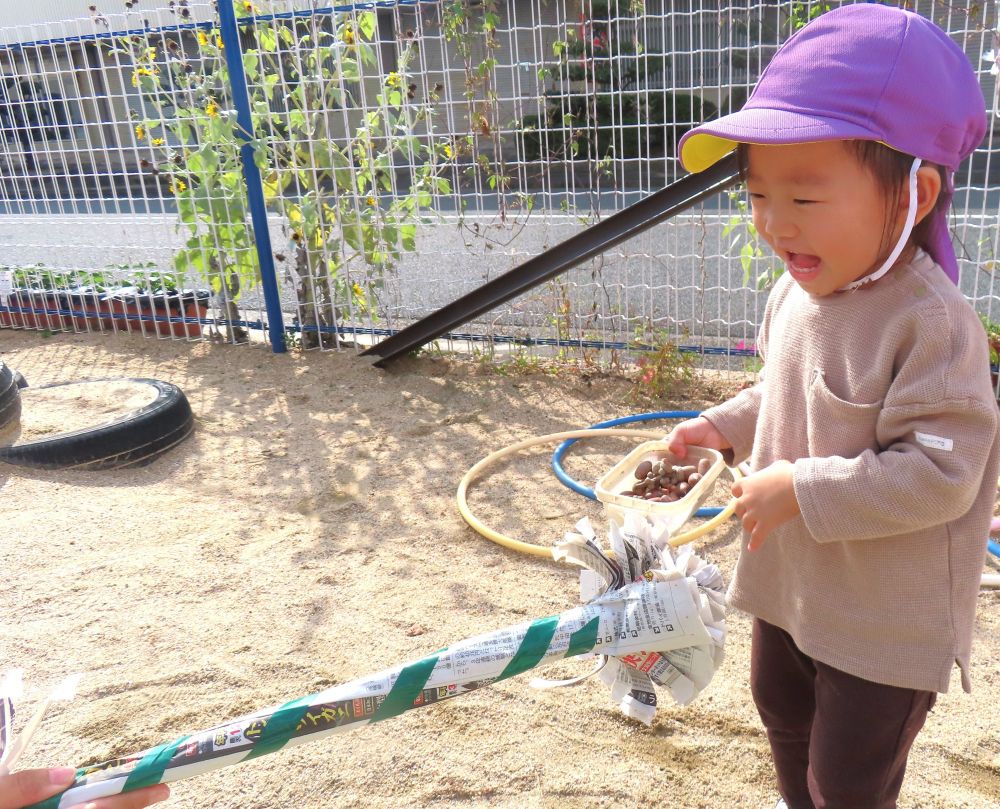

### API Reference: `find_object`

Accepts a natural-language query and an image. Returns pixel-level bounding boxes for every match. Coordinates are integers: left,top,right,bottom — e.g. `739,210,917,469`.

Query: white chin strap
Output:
839,157,921,292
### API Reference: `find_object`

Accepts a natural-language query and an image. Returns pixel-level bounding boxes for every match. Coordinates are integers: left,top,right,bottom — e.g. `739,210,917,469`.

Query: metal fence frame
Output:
0,0,997,375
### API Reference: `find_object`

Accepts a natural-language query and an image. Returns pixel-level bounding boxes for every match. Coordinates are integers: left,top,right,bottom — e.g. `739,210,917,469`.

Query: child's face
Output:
746,141,899,296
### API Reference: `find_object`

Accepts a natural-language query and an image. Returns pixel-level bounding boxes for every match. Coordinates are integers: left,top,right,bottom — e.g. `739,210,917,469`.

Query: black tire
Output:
0,378,193,471
0,362,22,433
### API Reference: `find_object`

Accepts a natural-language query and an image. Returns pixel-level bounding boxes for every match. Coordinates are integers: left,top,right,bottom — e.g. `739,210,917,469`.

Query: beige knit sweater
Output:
703,250,999,693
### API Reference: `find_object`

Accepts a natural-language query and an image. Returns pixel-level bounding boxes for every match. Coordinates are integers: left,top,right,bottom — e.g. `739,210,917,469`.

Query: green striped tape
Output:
565,616,600,659
31,791,65,809
371,654,440,722
497,616,559,682
123,734,190,790
244,696,314,760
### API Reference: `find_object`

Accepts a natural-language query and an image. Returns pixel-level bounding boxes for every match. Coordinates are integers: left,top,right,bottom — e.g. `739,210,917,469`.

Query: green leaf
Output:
400,224,417,252
221,170,242,192
342,219,362,251
740,242,755,283
340,60,360,82
334,169,354,192
357,42,377,68
187,146,220,176
177,197,197,227
357,11,377,40
243,51,259,80
252,144,269,171
175,248,205,274
263,74,280,100
288,110,307,133
327,84,346,108
258,27,277,52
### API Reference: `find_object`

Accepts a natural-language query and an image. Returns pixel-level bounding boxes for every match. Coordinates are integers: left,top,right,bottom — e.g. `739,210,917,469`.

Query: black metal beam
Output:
362,152,740,366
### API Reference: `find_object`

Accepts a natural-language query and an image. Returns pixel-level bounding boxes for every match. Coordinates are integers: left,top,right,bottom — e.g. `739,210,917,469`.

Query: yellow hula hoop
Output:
456,429,742,559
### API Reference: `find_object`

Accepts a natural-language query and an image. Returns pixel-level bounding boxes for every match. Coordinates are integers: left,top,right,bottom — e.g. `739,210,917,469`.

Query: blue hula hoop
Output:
550,411,724,518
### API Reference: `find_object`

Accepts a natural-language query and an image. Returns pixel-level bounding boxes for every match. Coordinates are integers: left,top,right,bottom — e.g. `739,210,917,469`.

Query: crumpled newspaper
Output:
0,669,80,777
548,511,726,724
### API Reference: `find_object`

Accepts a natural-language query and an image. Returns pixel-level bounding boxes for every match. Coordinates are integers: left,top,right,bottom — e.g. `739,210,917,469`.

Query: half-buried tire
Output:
0,378,193,470
0,362,22,433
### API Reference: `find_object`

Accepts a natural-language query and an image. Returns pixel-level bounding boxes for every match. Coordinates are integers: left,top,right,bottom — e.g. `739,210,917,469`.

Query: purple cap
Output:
678,4,987,283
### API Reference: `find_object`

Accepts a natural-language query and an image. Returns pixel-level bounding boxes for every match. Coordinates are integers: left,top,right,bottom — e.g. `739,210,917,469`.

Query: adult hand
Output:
664,417,731,459
0,768,169,809
730,460,800,551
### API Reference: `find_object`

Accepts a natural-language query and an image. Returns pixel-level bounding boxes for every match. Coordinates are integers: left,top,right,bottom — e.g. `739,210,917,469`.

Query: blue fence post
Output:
217,0,286,353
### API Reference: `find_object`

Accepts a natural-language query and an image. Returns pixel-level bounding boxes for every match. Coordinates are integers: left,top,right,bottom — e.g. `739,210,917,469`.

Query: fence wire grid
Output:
0,0,998,375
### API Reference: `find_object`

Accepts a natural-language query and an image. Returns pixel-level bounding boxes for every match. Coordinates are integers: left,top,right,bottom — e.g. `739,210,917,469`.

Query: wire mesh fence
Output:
0,0,997,375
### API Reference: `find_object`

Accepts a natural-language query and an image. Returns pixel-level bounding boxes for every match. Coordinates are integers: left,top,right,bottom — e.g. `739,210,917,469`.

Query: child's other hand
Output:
664,417,731,459
731,460,800,551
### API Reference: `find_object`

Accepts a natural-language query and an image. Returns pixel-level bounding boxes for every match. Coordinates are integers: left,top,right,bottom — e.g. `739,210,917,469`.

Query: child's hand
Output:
0,767,169,809
731,460,800,551
664,417,731,459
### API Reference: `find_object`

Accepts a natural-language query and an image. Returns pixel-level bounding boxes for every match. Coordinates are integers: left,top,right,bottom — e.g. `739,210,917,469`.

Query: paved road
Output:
0,208,768,333
2,201,999,362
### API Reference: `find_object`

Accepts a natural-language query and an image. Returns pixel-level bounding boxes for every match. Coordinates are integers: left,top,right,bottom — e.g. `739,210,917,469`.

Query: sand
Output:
9,380,160,442
1,330,997,809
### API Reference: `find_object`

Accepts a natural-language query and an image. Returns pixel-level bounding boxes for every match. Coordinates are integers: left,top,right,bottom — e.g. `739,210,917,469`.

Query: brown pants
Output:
750,619,936,809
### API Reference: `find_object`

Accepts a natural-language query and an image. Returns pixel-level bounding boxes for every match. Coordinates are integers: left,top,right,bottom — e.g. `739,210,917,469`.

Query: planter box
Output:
2,286,211,337
0,289,68,330
85,288,211,338
54,288,105,331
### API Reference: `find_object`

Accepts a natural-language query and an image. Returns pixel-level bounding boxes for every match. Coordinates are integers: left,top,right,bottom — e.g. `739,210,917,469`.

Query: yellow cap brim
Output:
680,132,740,174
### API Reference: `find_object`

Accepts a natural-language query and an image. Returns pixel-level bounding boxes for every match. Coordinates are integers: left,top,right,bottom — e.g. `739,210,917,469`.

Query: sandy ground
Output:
1,330,998,809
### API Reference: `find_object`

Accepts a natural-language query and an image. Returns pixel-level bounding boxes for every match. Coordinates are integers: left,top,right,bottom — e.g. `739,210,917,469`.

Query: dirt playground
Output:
1,330,998,808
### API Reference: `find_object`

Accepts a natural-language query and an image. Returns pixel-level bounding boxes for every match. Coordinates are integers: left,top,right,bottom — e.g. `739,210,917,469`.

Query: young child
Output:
667,6,999,808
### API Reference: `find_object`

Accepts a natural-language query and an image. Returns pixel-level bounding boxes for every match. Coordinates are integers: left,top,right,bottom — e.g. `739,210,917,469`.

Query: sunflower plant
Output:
113,0,453,346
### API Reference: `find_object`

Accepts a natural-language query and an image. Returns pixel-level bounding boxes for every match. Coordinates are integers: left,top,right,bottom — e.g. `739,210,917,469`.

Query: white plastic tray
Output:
594,441,726,534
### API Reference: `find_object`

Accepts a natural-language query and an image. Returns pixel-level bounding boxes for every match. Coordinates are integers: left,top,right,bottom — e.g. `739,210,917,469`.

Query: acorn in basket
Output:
620,456,713,502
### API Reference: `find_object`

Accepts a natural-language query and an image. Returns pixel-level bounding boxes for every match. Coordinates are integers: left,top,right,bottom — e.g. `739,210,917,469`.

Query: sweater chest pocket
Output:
805,368,884,458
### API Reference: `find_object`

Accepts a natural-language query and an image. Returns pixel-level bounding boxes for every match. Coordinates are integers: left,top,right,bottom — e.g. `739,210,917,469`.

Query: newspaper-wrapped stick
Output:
23,518,724,808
